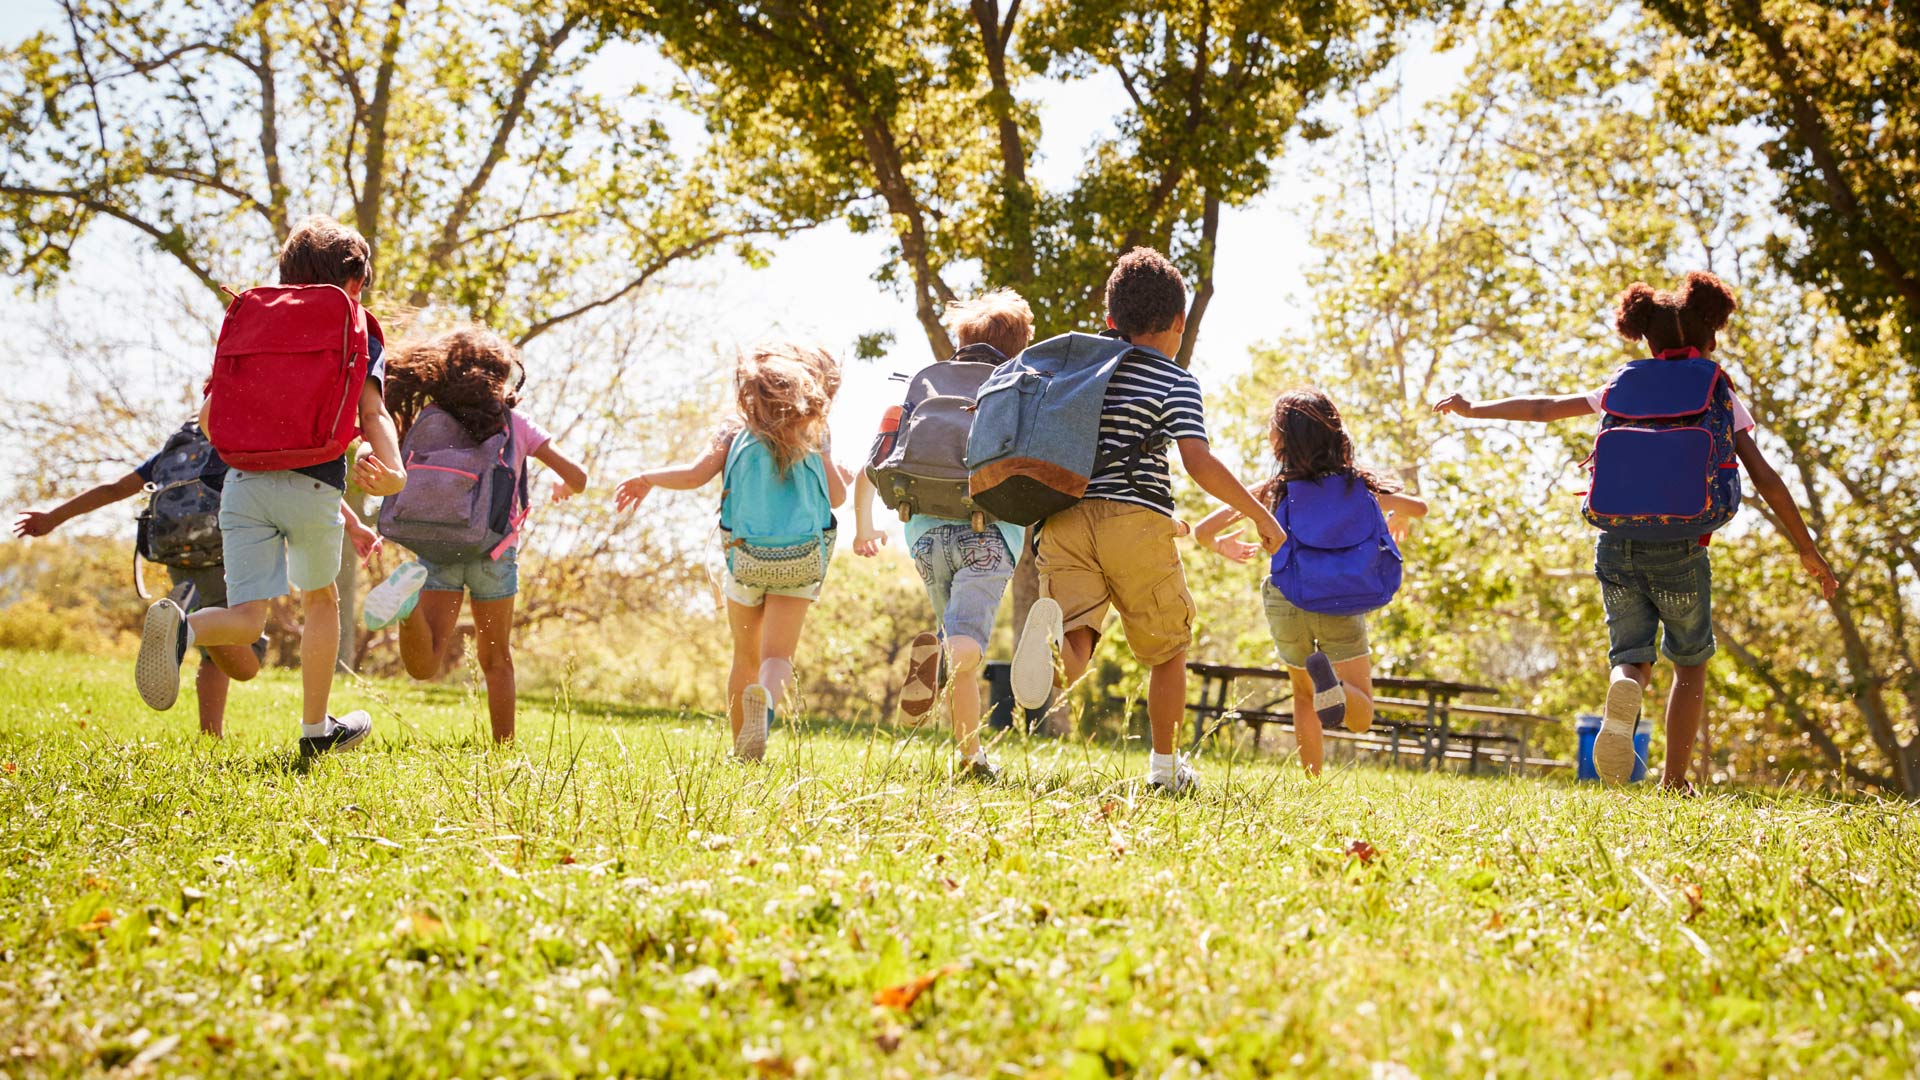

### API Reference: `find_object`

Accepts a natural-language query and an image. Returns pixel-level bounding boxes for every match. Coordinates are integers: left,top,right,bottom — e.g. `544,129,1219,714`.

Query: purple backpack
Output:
1581,356,1741,540
377,405,529,563
1268,476,1403,616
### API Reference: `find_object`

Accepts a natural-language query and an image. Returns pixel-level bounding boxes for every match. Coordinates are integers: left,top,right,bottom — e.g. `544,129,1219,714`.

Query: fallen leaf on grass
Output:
77,908,116,933
872,963,962,1010
748,1055,795,1077
874,1026,904,1054
2,762,15,774
559,854,577,865
396,910,444,938
1346,840,1378,864
1484,910,1504,931
205,1033,234,1051
1682,882,1703,922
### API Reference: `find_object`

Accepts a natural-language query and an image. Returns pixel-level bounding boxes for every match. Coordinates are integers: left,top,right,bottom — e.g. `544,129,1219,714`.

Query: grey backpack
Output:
136,422,224,569
377,405,527,563
866,343,1005,525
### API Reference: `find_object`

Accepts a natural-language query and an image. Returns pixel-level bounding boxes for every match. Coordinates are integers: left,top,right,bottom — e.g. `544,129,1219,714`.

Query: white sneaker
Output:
736,684,771,762
1594,676,1643,784
135,599,188,711
1149,754,1200,796
364,561,429,631
1010,598,1063,711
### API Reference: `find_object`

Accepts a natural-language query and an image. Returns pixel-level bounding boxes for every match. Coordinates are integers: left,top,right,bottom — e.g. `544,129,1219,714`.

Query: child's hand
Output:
1431,393,1475,417
550,478,578,503
1800,547,1839,600
354,454,406,497
853,528,888,558
347,524,383,565
1253,512,1286,555
1173,517,1193,538
614,474,654,513
11,510,57,538
1210,527,1262,564
1387,513,1414,544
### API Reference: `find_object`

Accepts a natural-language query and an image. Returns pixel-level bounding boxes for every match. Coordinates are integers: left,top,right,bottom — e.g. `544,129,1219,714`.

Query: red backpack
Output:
205,284,383,471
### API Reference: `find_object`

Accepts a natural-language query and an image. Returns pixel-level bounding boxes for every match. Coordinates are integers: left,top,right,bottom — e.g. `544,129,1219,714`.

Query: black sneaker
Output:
298,711,374,758
958,755,1002,784
136,599,189,711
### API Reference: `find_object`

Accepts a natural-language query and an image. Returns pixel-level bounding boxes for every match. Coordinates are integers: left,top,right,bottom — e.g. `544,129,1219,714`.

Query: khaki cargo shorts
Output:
1035,499,1195,667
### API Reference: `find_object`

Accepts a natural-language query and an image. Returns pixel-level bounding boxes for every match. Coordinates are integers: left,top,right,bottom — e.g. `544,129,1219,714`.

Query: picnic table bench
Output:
1187,662,1567,772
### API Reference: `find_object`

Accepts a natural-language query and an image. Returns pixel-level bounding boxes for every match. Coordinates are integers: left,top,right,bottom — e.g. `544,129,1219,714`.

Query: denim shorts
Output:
1262,581,1370,667
422,548,519,602
911,523,1015,646
218,470,344,605
1593,536,1714,666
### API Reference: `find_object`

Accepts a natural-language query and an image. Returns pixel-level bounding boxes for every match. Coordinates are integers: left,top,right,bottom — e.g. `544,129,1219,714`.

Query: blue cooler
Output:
1575,713,1652,781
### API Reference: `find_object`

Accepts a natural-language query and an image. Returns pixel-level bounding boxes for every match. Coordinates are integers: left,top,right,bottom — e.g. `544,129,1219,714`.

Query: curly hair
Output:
382,327,525,443
1104,247,1187,339
734,341,840,476
1251,387,1401,509
1613,270,1739,353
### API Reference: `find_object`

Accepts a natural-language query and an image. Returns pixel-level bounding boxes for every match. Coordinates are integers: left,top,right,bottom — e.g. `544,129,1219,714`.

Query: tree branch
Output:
0,184,223,300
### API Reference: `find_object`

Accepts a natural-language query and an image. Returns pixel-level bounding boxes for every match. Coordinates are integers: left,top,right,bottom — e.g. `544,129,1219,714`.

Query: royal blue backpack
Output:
1581,356,1740,540
1268,476,1404,616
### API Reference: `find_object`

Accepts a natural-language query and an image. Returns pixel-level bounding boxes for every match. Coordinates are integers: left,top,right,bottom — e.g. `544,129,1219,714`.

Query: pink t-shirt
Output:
510,409,551,458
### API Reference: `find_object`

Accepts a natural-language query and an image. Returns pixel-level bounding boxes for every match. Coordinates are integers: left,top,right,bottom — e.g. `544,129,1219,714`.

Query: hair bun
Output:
1613,282,1660,342
1680,270,1738,331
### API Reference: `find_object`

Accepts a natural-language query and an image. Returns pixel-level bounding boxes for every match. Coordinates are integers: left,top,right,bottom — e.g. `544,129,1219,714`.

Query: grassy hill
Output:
0,649,1914,1077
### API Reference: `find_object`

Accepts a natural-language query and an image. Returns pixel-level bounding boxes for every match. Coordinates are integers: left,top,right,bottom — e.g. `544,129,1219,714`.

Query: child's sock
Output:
300,717,332,738
758,658,794,709
1148,750,1177,783
181,621,196,652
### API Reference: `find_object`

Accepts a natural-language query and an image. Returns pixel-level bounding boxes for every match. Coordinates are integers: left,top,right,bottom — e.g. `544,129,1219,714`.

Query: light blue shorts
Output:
219,471,344,605
911,523,1015,646
422,549,519,602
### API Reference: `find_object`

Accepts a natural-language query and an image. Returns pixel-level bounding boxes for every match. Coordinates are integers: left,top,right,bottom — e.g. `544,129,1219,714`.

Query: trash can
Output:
984,660,1047,733
1574,713,1653,782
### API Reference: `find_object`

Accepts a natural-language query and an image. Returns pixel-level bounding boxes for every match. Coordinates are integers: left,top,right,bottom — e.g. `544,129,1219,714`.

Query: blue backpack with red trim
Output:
1581,356,1741,540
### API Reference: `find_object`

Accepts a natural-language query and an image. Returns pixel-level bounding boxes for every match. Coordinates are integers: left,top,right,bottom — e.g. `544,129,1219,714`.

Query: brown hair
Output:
1612,270,1738,353
383,327,524,442
278,215,373,290
947,288,1034,359
1252,387,1400,508
735,342,840,475
1104,247,1187,338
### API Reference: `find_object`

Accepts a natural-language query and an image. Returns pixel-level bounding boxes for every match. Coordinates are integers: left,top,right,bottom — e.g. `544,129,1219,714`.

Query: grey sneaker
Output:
298,711,374,758
1149,755,1200,796
1010,598,1063,711
1594,676,1643,784
736,684,771,762
136,598,188,711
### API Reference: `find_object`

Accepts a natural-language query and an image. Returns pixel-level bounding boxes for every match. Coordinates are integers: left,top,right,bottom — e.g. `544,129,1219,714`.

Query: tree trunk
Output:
1175,189,1219,369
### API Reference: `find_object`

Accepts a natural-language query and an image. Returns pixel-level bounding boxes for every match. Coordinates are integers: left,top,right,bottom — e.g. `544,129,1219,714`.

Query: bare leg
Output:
195,662,230,738
947,635,985,758
1289,666,1324,776
470,596,517,742
1146,650,1187,756
1332,656,1376,733
202,641,261,682
187,599,270,647
757,594,812,710
725,600,765,738
1662,661,1707,788
1061,627,1096,686
1612,661,1653,691
300,585,340,729
399,591,464,681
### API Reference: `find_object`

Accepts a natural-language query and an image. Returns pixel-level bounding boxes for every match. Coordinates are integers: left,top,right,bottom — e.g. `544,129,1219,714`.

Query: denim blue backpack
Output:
720,431,836,590
1581,356,1740,540
965,331,1156,526
1268,476,1403,616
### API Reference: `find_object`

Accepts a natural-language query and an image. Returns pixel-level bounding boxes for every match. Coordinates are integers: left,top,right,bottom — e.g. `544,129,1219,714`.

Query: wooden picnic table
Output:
1187,661,1563,772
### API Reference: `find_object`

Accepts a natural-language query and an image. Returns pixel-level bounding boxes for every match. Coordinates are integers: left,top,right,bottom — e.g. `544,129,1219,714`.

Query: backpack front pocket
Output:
1587,427,1711,517
395,455,482,526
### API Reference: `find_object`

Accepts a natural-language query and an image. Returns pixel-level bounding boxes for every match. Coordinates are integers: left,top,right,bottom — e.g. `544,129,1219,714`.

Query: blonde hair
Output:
946,288,1034,359
734,341,840,475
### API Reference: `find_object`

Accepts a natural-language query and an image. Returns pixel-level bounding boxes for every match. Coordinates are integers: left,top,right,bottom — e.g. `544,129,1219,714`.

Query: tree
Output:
0,0,776,661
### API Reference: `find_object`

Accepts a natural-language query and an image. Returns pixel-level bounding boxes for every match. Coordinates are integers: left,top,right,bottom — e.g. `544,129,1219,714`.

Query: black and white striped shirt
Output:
1082,348,1209,515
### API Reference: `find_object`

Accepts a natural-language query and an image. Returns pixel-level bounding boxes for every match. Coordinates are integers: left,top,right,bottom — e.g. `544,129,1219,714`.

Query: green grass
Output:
0,649,1916,1078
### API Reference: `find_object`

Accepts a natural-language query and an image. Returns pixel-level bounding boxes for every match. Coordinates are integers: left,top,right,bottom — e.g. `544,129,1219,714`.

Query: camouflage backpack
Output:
136,422,225,570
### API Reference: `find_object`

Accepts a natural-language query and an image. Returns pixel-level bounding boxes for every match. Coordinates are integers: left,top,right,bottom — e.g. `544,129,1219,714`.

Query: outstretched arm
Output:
1734,431,1838,599
352,382,407,497
532,440,589,502
1177,439,1285,554
1432,392,1592,423
1192,503,1263,563
13,471,146,537
614,431,729,512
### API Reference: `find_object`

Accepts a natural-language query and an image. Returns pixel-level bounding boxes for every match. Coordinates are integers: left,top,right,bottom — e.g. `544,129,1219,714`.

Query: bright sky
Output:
0,4,1466,545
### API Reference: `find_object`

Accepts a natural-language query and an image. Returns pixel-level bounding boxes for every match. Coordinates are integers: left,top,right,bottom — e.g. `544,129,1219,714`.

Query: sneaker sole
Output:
135,602,184,711
1594,676,1643,784
364,563,430,630
1010,598,1063,711
737,685,770,762
898,632,941,723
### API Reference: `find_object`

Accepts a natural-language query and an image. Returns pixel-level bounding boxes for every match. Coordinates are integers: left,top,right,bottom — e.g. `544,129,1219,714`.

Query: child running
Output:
1433,271,1837,790
853,289,1034,781
615,342,849,761
360,328,588,742
134,215,406,757
1009,248,1284,794
1193,388,1427,776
